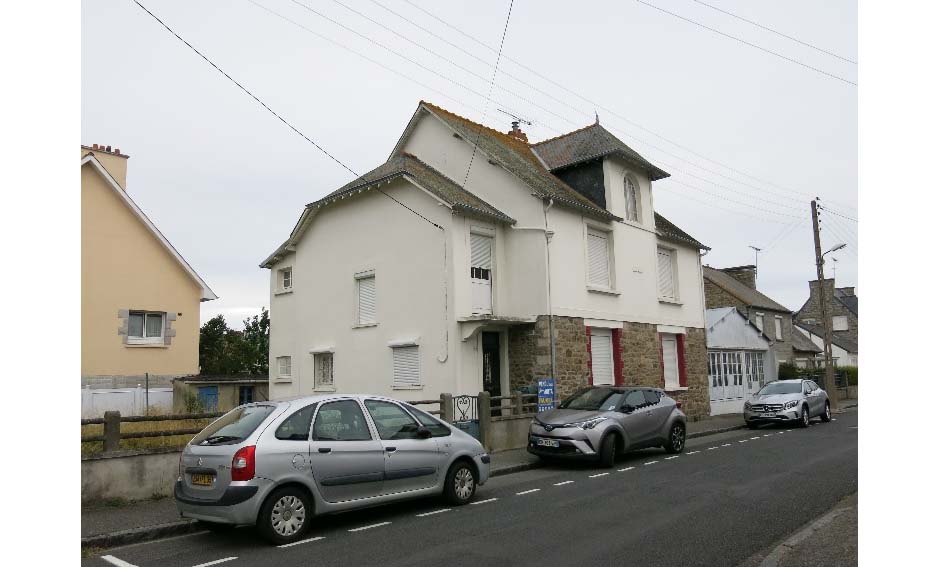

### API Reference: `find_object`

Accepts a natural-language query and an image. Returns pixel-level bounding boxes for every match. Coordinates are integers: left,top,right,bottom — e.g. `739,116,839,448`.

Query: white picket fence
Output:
81,386,173,417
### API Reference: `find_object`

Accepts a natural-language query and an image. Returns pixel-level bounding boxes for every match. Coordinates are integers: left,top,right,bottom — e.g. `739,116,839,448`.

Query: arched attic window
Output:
624,175,641,222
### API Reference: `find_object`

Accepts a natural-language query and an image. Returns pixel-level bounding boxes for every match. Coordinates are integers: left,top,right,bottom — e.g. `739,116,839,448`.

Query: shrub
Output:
778,362,799,380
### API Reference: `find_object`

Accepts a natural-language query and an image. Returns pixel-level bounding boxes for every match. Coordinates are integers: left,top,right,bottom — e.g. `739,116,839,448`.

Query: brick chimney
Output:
507,121,528,142
82,144,130,189
801,278,836,324
719,265,757,290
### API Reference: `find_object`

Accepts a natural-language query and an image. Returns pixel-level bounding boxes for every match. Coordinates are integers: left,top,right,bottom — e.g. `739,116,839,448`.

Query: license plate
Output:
760,412,776,418
537,439,560,448
191,473,215,486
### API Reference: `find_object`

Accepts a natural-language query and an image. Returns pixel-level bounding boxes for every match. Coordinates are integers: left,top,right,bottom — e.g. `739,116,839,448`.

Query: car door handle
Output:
385,446,397,453
318,447,332,454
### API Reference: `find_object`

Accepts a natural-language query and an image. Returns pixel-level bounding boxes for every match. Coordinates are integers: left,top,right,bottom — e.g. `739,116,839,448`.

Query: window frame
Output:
755,312,765,332
276,266,293,294
364,399,423,440
313,351,335,392
274,403,318,441
276,355,292,382
391,344,422,390
127,311,165,345
656,246,679,302
585,225,615,292
623,174,641,223
238,385,253,405
774,316,784,340
355,270,377,327
832,315,849,331
312,399,374,442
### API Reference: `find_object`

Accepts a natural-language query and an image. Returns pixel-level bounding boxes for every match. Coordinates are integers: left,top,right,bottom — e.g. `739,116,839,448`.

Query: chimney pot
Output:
115,148,120,155
92,144,98,150
106,145,112,153
507,121,528,142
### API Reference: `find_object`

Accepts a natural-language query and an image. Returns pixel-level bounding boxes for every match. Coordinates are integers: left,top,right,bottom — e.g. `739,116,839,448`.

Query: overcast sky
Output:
82,0,857,327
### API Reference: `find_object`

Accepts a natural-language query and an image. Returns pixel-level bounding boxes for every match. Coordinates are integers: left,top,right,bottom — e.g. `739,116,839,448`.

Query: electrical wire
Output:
661,178,803,220
635,0,857,86
817,205,858,223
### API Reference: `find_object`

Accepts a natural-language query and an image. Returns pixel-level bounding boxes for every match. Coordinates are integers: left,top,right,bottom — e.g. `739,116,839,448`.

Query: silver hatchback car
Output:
175,394,489,544
744,379,832,428
527,387,687,467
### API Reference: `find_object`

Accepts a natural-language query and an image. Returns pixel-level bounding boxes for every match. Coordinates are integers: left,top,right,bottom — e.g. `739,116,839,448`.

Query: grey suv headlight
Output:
562,416,607,430
784,400,799,410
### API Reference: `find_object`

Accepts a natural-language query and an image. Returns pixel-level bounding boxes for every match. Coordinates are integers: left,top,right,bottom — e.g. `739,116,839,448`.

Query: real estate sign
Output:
537,377,556,412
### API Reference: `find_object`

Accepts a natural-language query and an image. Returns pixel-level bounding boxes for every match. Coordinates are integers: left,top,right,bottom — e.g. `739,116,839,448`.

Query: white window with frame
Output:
470,231,494,314
774,316,783,340
589,327,614,386
391,345,421,389
755,312,764,332
586,228,612,289
356,271,376,326
277,267,292,292
624,175,641,222
276,356,292,382
832,315,848,331
657,247,678,301
313,352,334,391
127,311,165,345
661,334,680,390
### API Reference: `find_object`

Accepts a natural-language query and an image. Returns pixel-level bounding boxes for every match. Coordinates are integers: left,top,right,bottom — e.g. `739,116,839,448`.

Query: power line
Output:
817,204,858,223
762,218,807,255
129,0,358,176
691,0,857,65
395,0,858,214
635,0,857,86
462,0,515,188
655,184,790,224
662,178,803,220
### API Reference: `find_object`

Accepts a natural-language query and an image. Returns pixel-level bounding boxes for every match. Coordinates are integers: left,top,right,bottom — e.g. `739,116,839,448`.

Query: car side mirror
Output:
416,426,432,440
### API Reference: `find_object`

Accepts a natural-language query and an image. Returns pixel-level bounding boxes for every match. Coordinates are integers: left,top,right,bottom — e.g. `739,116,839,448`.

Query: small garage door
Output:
590,328,614,386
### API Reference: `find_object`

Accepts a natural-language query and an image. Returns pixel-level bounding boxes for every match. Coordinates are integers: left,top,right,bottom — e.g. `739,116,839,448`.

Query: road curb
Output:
81,519,203,550
756,503,853,567
688,423,745,439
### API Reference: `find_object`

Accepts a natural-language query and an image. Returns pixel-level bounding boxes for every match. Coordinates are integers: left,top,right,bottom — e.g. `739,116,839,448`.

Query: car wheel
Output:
820,401,832,423
665,422,686,454
798,405,810,428
443,460,477,505
746,421,759,430
257,486,313,545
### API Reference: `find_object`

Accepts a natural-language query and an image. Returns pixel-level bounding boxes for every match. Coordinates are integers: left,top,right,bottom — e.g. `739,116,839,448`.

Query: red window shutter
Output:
657,333,665,388
677,334,688,387
612,328,623,386
585,326,593,385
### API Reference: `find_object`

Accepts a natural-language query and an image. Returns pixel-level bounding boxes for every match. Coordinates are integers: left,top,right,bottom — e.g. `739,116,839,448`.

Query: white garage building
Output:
706,307,779,415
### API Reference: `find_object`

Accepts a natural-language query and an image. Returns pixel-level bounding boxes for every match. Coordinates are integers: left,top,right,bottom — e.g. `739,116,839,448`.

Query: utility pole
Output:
811,200,837,401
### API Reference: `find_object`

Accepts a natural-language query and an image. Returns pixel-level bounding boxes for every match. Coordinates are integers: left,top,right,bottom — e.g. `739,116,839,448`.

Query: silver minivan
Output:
175,395,490,544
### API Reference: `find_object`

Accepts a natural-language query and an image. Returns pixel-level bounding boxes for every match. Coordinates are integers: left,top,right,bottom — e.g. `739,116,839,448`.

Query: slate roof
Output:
794,322,858,353
531,123,670,181
834,288,858,316
703,266,790,312
790,325,823,353
417,102,620,222
318,153,516,224
655,213,708,250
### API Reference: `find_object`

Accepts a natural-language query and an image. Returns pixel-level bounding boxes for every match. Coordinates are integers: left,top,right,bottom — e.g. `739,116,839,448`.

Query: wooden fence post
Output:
513,392,523,416
477,392,491,452
440,393,454,423
103,411,121,453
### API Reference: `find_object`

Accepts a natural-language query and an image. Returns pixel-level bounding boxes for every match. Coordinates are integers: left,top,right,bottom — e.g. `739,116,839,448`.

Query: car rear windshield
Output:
191,404,277,446
758,382,802,395
559,388,623,411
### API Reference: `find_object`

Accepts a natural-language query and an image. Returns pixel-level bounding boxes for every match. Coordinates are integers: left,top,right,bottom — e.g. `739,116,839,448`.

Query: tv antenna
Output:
496,108,533,126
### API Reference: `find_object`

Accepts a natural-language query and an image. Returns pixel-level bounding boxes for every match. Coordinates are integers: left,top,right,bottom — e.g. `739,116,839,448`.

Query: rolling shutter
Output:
392,346,420,388
470,233,492,270
661,335,679,390
587,230,610,287
590,328,614,386
657,248,675,299
357,275,376,324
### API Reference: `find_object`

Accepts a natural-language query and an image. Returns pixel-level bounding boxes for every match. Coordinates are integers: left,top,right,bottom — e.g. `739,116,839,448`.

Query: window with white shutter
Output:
755,313,765,332
590,328,614,386
661,335,680,390
774,316,783,340
356,272,376,325
470,232,493,313
832,316,848,331
586,229,611,288
276,356,292,381
657,247,677,300
392,345,420,389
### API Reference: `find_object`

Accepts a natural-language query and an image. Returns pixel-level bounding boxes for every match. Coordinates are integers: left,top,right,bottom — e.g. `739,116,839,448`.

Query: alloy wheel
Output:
825,404,831,420
271,495,306,537
671,424,685,451
454,467,475,501
802,408,810,427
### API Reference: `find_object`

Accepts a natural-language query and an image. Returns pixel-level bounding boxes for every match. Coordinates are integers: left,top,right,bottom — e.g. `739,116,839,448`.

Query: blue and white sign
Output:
537,377,556,412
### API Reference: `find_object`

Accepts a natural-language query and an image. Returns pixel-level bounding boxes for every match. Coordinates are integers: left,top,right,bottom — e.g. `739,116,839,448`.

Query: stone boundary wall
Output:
82,450,180,503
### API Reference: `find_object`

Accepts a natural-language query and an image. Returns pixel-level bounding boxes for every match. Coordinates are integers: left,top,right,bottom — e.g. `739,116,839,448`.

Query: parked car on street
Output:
527,386,687,467
743,379,832,429
175,395,490,544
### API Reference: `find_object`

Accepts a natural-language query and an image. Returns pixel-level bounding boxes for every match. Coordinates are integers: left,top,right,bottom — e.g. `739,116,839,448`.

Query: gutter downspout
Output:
544,198,557,387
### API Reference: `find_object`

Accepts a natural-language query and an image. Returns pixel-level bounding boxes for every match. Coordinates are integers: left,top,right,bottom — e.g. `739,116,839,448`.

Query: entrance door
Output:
744,352,765,396
590,328,614,386
197,386,218,412
708,351,747,415
482,331,501,398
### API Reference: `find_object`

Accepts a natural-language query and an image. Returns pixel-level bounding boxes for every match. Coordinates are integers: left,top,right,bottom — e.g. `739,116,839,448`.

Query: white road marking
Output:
102,556,138,567
588,472,609,478
777,431,785,435
349,522,391,532
707,446,719,450
785,429,793,432
554,480,574,486
618,466,635,472
763,434,773,437
644,460,659,466
738,439,748,443
416,509,451,517
849,426,858,430
278,536,325,548
686,450,700,455
191,558,238,567
721,443,732,447
471,498,499,505
832,418,838,421
664,456,679,460
516,488,541,495
750,436,760,440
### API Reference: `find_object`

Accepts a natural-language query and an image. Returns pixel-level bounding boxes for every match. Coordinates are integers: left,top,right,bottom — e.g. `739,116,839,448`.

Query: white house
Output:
705,307,778,415
261,102,712,418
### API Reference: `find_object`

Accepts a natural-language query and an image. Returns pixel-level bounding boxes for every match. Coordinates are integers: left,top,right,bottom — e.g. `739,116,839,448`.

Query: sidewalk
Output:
81,412,747,549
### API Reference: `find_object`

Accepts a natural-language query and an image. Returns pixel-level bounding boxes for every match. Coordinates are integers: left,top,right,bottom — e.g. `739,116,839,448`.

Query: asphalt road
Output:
86,410,858,567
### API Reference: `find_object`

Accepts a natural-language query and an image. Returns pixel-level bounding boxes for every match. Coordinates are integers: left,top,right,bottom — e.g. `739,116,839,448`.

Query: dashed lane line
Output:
470,498,499,506
750,436,761,440
722,443,732,447
516,488,541,495
618,466,635,472
763,434,773,437
738,439,748,443
416,509,451,517
707,446,719,450
686,451,700,455
192,558,238,567
644,461,659,466
588,472,610,478
102,556,138,567
664,456,679,460
349,522,391,532
554,480,574,486
278,537,325,548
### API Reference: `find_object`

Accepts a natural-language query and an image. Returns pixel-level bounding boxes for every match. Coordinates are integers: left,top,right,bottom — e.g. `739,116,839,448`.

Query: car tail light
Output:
232,445,256,481
676,401,683,410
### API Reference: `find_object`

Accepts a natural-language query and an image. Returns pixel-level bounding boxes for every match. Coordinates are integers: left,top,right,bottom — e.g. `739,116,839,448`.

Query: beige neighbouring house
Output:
81,144,216,415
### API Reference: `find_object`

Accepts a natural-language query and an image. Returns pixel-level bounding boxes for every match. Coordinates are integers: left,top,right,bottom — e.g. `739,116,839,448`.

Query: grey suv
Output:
744,379,832,428
175,395,489,544
527,387,687,467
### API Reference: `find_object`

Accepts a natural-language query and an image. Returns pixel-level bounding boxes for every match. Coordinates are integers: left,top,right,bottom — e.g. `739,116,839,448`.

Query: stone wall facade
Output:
704,278,796,365
796,279,858,347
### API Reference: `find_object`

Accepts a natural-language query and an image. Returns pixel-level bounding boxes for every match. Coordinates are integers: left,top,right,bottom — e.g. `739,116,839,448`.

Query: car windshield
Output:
559,388,623,411
191,404,277,446
757,382,802,395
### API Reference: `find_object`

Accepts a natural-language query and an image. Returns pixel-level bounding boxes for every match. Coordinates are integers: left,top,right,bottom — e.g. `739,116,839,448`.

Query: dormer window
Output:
624,175,640,222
